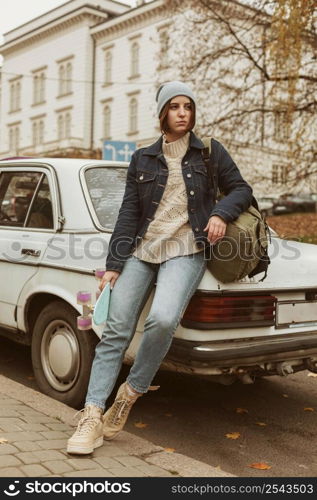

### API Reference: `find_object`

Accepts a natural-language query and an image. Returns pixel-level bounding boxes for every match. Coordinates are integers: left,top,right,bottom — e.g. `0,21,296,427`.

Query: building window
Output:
16,81,21,110
274,111,289,142
272,164,288,185
104,51,112,84
59,65,65,95
9,126,20,153
66,62,72,94
159,30,169,68
129,97,138,133
33,75,38,104
39,120,44,144
9,129,14,151
33,71,45,105
32,119,45,146
130,42,139,77
57,111,71,140
65,112,71,138
32,122,38,146
58,61,72,96
9,80,21,112
58,115,64,140
40,73,45,102
103,105,111,138
10,83,15,112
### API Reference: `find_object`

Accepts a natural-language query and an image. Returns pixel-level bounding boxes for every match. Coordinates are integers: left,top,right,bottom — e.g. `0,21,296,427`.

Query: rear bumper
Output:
168,331,317,366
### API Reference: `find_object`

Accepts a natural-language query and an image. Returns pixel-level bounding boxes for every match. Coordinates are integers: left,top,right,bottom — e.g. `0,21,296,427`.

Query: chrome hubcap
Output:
41,320,80,392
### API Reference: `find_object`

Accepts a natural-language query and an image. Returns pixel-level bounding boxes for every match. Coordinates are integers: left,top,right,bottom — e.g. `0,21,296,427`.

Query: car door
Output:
0,166,57,329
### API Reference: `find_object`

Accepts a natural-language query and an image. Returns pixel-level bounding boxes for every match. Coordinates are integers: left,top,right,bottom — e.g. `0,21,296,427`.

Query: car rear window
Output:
84,167,127,230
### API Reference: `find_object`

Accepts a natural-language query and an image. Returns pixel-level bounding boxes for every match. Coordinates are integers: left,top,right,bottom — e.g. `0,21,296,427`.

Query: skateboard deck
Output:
93,282,111,325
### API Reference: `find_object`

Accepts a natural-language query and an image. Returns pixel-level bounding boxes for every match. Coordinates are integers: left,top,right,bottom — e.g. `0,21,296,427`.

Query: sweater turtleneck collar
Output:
162,132,190,158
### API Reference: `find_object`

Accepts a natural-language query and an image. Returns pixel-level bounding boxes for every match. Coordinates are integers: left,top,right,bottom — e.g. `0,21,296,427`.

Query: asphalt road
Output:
1,336,317,477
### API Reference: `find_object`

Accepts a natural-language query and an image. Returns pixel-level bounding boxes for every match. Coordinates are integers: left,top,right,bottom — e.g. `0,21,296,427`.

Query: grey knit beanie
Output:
156,81,196,117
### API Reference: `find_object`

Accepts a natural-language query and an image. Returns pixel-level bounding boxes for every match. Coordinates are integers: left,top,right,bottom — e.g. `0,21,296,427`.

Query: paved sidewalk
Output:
0,376,234,478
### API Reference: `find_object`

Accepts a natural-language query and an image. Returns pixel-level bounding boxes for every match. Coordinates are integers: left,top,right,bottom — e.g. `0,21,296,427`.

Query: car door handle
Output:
21,248,41,257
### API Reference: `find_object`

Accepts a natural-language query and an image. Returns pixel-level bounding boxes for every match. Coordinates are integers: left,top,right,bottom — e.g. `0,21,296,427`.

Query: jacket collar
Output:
189,131,205,150
143,131,205,156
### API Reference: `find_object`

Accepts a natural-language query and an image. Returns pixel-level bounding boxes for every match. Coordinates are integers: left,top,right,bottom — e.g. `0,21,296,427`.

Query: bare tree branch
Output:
160,0,316,189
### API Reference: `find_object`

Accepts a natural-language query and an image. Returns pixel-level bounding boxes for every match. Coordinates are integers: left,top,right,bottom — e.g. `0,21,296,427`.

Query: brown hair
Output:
159,98,196,134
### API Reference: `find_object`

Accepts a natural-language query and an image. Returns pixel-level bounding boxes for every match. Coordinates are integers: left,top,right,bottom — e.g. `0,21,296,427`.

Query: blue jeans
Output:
85,252,206,410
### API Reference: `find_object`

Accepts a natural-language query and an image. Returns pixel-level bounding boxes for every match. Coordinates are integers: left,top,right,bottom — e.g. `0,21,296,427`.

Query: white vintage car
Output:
0,157,317,408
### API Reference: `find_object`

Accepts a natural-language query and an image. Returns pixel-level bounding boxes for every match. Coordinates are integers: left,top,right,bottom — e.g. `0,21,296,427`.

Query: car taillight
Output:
181,295,276,329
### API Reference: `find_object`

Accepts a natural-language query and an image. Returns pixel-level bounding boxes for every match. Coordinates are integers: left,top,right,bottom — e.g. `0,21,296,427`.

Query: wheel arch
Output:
24,292,99,340
25,293,63,340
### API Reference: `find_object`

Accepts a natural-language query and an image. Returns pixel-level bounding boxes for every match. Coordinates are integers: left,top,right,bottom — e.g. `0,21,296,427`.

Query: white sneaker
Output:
103,382,159,440
67,405,103,455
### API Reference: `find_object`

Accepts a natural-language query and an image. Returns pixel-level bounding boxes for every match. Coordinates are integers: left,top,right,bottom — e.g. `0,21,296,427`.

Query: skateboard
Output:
77,268,110,330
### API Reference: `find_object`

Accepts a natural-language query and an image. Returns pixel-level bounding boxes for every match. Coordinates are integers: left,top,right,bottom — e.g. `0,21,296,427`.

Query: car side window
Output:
0,171,54,229
84,167,126,230
27,176,54,229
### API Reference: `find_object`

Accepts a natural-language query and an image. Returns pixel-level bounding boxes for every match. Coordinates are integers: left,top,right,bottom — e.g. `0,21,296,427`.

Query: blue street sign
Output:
103,140,136,162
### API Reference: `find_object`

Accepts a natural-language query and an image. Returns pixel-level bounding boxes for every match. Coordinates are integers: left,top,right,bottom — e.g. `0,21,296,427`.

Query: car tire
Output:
31,300,98,409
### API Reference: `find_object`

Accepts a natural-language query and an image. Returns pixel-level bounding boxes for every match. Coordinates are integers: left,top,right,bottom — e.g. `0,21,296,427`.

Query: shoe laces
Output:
108,397,135,426
73,408,101,436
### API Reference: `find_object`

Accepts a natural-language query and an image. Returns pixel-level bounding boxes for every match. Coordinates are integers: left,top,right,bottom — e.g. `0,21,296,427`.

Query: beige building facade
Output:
0,0,315,194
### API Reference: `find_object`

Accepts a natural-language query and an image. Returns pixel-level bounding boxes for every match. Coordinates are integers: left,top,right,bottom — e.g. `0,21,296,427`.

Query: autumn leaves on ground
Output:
266,213,317,244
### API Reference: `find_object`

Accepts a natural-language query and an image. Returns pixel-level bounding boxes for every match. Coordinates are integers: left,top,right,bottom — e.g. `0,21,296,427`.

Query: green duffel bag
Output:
206,203,270,283
202,139,271,283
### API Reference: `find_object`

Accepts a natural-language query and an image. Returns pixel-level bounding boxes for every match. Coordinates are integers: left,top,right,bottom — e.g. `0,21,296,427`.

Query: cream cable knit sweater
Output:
133,132,203,263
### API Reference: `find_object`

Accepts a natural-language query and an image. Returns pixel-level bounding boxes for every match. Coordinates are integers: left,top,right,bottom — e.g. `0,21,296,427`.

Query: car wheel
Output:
31,300,98,409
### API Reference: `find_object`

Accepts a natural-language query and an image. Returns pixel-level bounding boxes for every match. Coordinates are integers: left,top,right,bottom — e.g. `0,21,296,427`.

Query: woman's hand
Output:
203,215,227,244
100,270,120,291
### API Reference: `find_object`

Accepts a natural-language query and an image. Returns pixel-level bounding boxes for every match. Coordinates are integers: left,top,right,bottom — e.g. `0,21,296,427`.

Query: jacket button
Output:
190,190,194,195
184,161,188,165
139,175,144,180
187,173,191,178
190,208,195,213
195,227,199,232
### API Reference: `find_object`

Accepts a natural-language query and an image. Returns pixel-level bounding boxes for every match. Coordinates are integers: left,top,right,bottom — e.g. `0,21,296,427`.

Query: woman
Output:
67,81,252,455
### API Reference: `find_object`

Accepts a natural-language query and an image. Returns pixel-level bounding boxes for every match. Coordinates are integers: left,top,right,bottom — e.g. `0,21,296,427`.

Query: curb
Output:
0,375,234,477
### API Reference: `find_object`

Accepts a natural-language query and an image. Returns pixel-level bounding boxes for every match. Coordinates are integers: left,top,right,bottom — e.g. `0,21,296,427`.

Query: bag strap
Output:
201,137,218,205
201,138,269,231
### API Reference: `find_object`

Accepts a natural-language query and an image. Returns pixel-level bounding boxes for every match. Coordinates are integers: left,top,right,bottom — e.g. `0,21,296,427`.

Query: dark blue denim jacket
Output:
106,131,253,272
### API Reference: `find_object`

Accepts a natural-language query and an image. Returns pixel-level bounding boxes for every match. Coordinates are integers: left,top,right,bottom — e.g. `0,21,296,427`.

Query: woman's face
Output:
166,95,192,137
